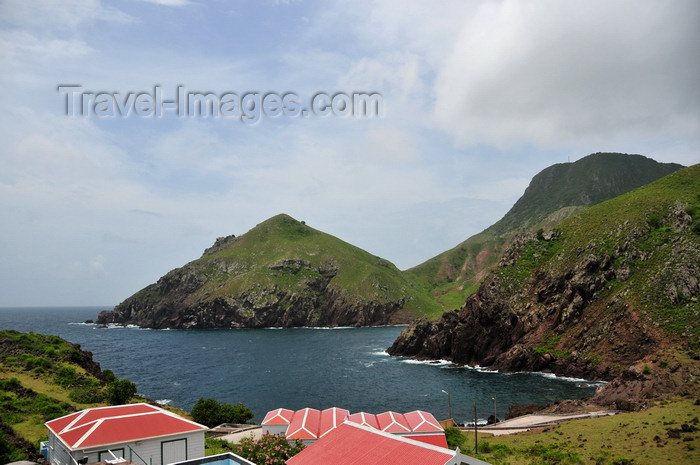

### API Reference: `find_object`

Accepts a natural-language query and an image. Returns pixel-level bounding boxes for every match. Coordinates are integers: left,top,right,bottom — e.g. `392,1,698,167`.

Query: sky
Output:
0,0,698,307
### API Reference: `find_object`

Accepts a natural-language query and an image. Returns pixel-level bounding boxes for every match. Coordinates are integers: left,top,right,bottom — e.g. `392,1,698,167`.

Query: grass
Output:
121,213,444,321
0,331,146,460
458,397,700,465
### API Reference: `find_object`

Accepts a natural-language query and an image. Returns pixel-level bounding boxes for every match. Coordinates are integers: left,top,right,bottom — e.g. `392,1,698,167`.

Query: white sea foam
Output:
156,399,172,405
400,358,452,366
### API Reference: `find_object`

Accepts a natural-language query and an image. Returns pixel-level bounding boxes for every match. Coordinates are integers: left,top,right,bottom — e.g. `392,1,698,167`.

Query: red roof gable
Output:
261,408,295,425
403,410,443,433
286,408,321,440
319,407,350,437
376,411,411,433
286,422,457,465
346,412,380,430
45,403,208,450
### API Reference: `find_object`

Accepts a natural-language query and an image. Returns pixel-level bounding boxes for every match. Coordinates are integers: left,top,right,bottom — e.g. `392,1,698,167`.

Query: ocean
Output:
0,306,603,424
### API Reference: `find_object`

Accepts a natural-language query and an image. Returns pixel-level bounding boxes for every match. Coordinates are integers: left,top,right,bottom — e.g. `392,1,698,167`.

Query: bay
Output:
0,307,602,424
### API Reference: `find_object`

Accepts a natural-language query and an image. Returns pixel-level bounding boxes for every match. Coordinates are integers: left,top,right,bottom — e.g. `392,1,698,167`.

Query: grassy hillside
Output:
407,153,684,311
195,214,440,316
500,163,699,342
389,165,699,402
0,331,141,462
453,398,699,465
103,214,442,328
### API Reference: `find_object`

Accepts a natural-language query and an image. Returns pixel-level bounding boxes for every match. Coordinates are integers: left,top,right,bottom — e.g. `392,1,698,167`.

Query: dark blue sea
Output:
0,307,603,424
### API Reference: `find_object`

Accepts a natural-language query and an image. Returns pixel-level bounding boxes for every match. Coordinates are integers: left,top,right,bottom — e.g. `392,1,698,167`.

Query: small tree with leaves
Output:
191,398,253,427
107,379,137,405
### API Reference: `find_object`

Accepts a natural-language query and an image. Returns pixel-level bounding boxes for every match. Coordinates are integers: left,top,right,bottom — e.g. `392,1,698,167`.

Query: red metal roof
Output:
286,422,456,465
404,410,444,433
286,408,321,440
45,403,208,450
346,412,380,430
263,407,445,445
318,407,350,437
403,433,449,449
261,408,295,425
376,411,411,433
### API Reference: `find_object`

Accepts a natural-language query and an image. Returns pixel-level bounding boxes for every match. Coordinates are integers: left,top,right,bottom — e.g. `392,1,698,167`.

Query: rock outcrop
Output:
389,165,700,405
97,214,437,329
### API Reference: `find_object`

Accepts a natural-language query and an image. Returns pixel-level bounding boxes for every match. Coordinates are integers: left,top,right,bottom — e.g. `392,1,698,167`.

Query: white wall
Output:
50,432,205,465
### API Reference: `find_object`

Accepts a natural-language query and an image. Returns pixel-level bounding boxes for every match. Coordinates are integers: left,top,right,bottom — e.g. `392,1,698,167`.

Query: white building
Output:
44,403,208,465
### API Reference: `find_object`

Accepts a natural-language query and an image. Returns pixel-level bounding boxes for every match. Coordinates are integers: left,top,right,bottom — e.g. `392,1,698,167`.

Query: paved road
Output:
476,411,618,436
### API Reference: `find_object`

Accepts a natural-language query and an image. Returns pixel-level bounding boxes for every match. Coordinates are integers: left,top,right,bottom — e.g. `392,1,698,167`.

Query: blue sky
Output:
1,0,698,306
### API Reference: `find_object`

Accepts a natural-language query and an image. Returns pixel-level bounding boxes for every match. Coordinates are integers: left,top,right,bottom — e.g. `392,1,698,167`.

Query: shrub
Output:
107,379,137,405
0,378,21,391
102,369,117,383
444,427,466,450
231,434,304,465
69,386,104,404
55,366,79,388
191,398,253,427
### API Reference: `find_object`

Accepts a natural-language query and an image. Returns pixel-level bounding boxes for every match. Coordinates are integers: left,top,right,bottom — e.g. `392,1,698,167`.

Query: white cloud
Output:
434,0,700,149
0,0,132,30
139,0,193,7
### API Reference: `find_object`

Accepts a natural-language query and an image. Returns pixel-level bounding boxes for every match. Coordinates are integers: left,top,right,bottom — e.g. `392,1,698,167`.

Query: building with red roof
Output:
286,421,492,465
44,403,208,465
261,408,295,436
262,407,447,447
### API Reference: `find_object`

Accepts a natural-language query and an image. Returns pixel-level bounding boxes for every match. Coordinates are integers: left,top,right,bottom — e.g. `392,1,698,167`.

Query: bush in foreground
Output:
231,434,304,465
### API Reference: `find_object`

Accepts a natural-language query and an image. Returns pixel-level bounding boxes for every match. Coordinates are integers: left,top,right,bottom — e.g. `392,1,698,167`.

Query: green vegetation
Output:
107,378,138,405
191,398,254,427
0,330,141,462
406,153,683,313
114,213,443,325
470,398,699,465
205,434,304,464
445,426,467,450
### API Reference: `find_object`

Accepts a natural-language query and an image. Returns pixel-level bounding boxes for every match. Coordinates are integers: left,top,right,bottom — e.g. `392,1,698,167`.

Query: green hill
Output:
97,214,442,328
0,330,142,462
390,164,700,406
407,153,684,310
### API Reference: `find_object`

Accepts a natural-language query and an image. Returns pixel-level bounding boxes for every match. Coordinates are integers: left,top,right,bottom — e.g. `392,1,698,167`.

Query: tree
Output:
107,379,137,405
191,398,253,427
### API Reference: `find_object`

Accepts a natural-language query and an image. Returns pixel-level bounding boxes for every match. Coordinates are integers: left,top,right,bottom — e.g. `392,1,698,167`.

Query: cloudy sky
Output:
1,0,698,307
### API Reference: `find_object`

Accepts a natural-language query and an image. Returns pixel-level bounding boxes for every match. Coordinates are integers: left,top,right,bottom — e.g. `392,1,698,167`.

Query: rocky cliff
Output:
97,214,440,329
406,153,684,310
389,165,700,407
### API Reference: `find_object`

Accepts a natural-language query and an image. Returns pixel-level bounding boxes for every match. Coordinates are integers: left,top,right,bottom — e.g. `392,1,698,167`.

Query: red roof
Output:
286,408,321,440
45,403,208,450
318,407,350,437
346,412,380,429
286,422,458,465
263,407,445,445
376,411,411,433
404,410,444,433
261,408,295,425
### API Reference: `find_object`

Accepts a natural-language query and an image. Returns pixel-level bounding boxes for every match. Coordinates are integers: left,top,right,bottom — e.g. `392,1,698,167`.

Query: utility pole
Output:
442,389,452,419
474,401,478,455
493,396,497,424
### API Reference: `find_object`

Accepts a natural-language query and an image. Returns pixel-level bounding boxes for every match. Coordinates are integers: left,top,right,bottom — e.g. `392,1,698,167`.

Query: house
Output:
260,408,295,436
262,407,447,447
286,421,492,465
44,403,209,465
